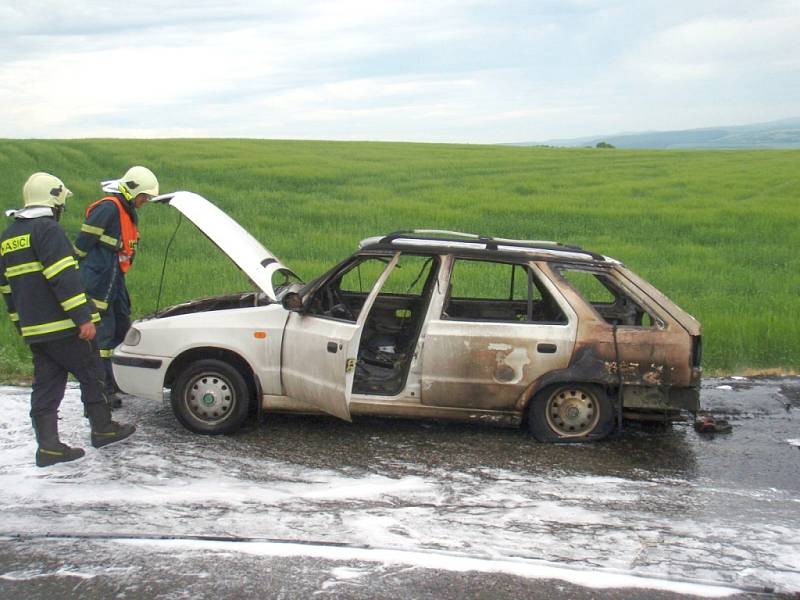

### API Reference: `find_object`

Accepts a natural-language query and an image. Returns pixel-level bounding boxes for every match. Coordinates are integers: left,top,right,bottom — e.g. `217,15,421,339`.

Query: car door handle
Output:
537,343,557,354
327,341,339,353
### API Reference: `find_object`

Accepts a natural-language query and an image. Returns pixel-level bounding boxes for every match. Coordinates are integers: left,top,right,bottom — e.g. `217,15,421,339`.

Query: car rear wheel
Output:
528,383,614,442
172,359,251,435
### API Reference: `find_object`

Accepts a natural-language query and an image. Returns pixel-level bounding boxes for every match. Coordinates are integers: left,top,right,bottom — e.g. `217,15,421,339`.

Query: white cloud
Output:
1,1,798,141
626,14,800,83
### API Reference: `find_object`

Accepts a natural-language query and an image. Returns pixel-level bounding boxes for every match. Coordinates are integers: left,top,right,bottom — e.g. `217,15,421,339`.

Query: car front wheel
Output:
528,383,614,442
171,359,251,435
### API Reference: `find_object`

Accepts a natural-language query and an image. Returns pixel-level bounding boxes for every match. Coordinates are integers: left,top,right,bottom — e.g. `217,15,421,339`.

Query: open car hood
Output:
151,191,300,301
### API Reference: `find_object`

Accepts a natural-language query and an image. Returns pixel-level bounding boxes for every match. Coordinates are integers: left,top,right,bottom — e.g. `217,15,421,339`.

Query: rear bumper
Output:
111,348,171,402
622,385,700,413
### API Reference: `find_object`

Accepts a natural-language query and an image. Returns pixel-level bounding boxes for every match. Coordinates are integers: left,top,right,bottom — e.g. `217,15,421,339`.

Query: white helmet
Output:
22,172,72,208
117,166,159,201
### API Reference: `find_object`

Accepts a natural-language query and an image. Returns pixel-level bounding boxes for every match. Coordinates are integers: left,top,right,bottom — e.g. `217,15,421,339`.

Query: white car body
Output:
113,192,702,441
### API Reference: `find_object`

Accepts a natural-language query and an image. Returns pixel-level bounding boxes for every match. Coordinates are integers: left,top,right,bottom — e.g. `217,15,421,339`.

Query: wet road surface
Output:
0,377,798,598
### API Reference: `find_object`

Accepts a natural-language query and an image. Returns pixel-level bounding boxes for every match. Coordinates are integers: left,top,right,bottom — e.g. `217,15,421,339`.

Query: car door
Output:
421,257,577,411
281,253,400,420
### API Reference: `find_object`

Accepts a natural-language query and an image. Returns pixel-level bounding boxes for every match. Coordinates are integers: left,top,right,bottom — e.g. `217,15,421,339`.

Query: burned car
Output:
112,192,702,442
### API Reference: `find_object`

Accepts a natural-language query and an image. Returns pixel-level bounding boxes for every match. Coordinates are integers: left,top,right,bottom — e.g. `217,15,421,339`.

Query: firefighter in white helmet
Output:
0,172,135,467
74,166,159,407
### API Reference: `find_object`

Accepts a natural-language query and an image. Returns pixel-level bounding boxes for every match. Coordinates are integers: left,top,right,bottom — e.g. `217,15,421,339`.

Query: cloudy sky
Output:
1,0,798,142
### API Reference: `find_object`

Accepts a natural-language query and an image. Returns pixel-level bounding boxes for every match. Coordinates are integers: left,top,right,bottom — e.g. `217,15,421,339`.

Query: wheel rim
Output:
183,372,235,425
545,387,600,438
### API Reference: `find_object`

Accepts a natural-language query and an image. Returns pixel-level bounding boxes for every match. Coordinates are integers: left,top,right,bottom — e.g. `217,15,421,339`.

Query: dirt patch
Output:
699,368,799,378
733,368,798,377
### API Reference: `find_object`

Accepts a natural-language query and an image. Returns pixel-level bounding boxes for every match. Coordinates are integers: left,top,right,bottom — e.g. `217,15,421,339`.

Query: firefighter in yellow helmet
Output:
74,166,158,408
0,173,135,467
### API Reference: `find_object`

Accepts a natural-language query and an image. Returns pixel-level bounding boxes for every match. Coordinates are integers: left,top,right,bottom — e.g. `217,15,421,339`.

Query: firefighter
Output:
74,166,158,408
0,172,135,467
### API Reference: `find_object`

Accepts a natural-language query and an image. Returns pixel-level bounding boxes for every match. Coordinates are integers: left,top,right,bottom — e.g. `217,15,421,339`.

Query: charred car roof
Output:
358,230,616,265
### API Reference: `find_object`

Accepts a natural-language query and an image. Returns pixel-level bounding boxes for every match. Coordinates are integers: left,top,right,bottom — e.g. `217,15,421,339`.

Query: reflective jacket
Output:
73,194,139,311
0,207,100,344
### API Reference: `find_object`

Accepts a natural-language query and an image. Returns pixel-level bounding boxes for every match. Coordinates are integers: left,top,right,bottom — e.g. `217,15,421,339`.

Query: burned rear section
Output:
534,261,702,423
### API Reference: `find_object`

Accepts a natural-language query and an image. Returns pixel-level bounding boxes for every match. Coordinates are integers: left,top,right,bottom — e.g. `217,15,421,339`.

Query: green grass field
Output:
0,139,798,380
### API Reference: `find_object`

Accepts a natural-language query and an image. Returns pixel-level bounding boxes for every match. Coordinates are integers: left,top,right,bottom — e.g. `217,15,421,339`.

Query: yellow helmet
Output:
22,172,73,208
117,166,159,201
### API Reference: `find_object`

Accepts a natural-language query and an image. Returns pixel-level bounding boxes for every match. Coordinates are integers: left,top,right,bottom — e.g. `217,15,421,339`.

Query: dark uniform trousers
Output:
30,335,106,419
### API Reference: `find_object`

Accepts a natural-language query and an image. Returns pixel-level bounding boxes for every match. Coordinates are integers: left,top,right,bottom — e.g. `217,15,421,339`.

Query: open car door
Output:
281,254,400,420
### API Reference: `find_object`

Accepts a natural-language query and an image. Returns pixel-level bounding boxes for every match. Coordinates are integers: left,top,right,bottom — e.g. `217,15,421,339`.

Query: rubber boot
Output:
85,402,136,448
32,414,85,468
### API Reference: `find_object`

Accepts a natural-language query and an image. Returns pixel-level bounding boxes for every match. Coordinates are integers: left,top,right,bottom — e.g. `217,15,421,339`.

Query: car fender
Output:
516,345,618,413
164,344,262,407
123,304,289,396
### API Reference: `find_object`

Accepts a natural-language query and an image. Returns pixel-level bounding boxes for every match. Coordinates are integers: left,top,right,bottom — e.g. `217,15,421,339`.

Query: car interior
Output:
555,267,658,327
443,259,567,324
306,254,439,396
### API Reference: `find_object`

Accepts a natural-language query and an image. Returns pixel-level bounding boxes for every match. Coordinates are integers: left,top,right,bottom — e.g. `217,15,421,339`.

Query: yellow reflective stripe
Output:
92,298,109,311
21,318,75,337
92,430,119,437
9,312,19,322
81,223,105,236
99,349,113,358
73,244,88,258
5,261,43,278
0,284,10,294
43,256,77,279
38,448,66,456
80,224,118,248
91,312,101,323
99,234,119,248
61,292,87,311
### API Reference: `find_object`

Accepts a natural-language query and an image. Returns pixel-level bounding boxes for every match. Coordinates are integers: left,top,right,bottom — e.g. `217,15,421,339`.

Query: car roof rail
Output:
374,230,606,261
405,229,561,246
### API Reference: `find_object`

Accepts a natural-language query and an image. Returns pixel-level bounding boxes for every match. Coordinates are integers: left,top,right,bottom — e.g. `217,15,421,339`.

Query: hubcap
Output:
545,387,600,437
184,372,234,424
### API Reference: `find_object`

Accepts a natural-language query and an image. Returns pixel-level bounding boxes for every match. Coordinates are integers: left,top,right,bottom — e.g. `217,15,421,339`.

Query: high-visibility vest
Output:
85,196,140,273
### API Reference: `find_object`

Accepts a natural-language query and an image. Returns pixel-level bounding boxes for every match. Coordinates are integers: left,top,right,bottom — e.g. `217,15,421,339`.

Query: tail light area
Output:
691,335,703,369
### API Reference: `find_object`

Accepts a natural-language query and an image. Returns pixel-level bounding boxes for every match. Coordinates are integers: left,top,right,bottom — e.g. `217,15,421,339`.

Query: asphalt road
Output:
0,377,798,599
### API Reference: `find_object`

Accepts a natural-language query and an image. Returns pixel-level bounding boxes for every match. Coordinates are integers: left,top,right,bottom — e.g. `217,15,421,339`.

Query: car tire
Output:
528,383,615,443
172,359,251,435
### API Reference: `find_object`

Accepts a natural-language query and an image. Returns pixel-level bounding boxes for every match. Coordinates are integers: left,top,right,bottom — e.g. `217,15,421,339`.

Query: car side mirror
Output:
282,291,304,312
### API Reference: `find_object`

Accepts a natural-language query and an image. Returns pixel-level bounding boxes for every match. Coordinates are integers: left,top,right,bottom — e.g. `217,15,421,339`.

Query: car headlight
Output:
123,327,141,346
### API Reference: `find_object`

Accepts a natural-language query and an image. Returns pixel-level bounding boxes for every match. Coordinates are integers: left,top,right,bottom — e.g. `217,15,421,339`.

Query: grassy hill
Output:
537,118,800,149
0,139,798,379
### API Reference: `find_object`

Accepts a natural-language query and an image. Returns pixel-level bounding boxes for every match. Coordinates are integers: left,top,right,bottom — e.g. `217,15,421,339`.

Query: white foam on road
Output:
120,538,744,597
0,567,98,581
1,386,799,594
